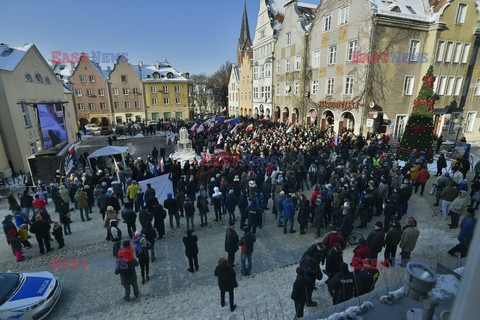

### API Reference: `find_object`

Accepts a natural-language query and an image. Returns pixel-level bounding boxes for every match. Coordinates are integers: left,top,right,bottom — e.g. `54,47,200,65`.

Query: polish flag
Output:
222,107,227,113
286,124,293,134
196,124,204,133
246,124,254,132
190,123,198,132
230,125,238,135
252,131,259,141
217,134,223,145
159,157,165,173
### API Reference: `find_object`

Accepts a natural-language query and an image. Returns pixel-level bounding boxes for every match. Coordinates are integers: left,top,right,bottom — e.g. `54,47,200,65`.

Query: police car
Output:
0,271,61,320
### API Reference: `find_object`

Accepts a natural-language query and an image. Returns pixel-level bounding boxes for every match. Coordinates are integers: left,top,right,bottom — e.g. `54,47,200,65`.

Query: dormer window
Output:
35,73,43,83
153,72,160,79
391,6,401,13
45,77,51,84
167,72,174,79
25,73,33,82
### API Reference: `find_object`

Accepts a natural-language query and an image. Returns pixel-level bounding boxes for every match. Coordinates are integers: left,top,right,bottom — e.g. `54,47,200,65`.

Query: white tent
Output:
87,146,128,173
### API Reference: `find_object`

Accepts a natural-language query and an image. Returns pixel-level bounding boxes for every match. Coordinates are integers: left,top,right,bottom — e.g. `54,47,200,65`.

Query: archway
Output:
339,111,355,132
321,110,334,130
282,107,289,123
254,107,259,118
266,108,271,119
274,106,281,122
259,104,265,119
292,107,299,124
306,109,317,126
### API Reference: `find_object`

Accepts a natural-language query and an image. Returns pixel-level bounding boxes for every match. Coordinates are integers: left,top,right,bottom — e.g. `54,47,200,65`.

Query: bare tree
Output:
207,61,233,113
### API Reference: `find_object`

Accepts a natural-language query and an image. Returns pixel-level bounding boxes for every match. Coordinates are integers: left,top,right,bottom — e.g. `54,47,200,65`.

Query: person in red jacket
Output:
322,229,345,251
351,238,370,268
32,194,47,211
310,185,322,205
415,167,430,196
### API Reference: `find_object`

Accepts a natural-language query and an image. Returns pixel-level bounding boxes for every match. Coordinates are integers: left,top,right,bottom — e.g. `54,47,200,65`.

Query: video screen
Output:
37,103,67,149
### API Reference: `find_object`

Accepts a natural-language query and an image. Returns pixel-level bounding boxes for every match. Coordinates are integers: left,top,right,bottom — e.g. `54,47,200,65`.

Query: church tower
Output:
237,1,252,65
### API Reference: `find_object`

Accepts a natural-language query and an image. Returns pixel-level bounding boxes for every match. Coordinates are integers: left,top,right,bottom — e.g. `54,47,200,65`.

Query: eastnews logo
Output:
352,51,429,64
51,51,128,64
200,154,279,167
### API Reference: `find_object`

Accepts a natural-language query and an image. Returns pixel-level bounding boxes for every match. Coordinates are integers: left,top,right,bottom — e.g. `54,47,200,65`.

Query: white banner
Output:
138,173,174,206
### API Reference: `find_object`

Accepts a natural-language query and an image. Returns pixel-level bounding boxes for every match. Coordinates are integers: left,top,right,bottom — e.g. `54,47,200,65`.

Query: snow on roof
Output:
0,43,33,71
138,61,190,82
297,2,317,32
369,0,433,22
50,61,75,80
267,0,290,16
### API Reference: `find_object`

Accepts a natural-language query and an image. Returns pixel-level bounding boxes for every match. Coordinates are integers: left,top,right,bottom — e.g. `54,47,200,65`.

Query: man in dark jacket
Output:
291,267,309,318
246,197,260,234
239,227,256,276
115,240,139,301
300,253,323,307
327,262,355,305
163,193,180,228
121,203,136,238
366,221,385,259
97,190,109,220
384,220,402,267
138,210,152,229
20,190,35,219
314,196,326,238
325,243,344,280
226,190,237,223
448,209,476,257
353,259,379,296
383,197,396,232
29,215,52,254
184,196,195,230
183,229,199,272
225,221,239,266
337,203,353,240
144,184,156,200
142,221,157,262
152,203,166,239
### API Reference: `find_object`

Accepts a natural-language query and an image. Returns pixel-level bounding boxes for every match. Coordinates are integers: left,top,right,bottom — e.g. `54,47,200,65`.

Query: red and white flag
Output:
196,124,204,133
190,123,198,132
230,125,238,135
217,134,223,145
222,107,227,113
246,124,254,132
252,131,259,141
286,124,293,134
159,157,165,173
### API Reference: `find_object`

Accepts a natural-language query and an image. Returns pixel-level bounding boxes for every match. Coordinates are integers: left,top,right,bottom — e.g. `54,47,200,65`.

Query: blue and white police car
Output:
0,271,61,320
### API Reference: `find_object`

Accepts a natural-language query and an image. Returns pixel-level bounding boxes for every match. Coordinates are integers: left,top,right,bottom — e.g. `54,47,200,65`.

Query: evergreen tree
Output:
398,65,436,162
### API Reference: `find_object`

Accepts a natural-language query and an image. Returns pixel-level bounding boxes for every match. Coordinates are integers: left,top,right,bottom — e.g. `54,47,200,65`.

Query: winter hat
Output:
167,193,172,198
234,175,240,181
102,182,107,187
392,220,401,227
375,221,383,228
210,177,215,182
187,229,194,236
4,214,13,220
249,181,256,187
122,240,131,247
53,221,59,226
107,206,114,211
229,221,235,227
229,189,234,194
406,217,415,226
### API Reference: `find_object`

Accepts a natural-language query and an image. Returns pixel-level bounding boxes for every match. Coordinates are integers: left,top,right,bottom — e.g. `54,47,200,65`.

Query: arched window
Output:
25,73,33,82
153,72,160,79
167,72,174,79
45,77,51,84
34,73,43,83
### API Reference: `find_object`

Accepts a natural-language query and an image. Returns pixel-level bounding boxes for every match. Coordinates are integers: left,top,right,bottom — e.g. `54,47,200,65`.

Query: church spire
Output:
237,1,252,65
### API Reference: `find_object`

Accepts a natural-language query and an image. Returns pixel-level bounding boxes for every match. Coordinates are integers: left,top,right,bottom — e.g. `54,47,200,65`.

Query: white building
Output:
228,64,240,117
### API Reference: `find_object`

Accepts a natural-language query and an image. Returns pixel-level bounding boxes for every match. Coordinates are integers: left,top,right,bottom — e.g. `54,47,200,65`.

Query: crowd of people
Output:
1,116,478,317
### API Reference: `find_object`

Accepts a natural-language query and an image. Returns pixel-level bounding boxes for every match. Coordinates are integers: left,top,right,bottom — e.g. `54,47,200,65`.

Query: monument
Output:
169,127,199,165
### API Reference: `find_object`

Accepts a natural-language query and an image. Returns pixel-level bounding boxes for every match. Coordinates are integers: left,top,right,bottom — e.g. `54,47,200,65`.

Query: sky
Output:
0,0,319,75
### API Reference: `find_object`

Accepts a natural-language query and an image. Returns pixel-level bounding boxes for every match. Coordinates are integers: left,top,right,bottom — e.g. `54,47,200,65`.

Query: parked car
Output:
0,271,62,320
84,124,101,133
100,127,113,135
147,120,157,126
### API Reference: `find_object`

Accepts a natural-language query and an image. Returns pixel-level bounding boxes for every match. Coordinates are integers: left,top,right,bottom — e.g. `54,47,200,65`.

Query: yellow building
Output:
139,61,192,121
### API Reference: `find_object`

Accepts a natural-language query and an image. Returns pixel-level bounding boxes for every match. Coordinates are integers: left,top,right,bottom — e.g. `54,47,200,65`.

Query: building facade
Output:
140,61,192,121
109,56,146,125
228,64,240,116
70,54,112,126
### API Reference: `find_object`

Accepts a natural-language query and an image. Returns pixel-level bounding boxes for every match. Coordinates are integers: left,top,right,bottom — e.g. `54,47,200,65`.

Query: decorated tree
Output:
397,65,436,162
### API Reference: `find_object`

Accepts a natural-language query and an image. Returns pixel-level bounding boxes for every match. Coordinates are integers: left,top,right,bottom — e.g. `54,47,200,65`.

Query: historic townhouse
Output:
273,0,316,123
109,55,146,125
238,2,254,117
70,54,112,126
140,60,192,121
228,64,240,117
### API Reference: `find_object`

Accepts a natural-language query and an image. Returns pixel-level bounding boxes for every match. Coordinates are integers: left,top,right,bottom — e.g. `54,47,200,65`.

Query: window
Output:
123,88,129,95
113,88,119,96
133,88,139,95
266,86,271,99
100,102,106,109
312,50,320,68
98,89,104,96
77,103,84,110
408,40,420,62
394,115,408,139
135,101,141,108
465,112,476,132
150,86,157,93
406,6,416,14
88,103,95,110
435,41,445,62
454,77,463,96
20,104,31,127
175,98,181,104
453,43,462,63
347,41,357,61
403,76,415,96
125,102,130,108
445,42,454,62
35,73,43,83
253,66,258,79
461,44,470,64
474,79,480,96
121,75,127,82
285,59,291,72
260,65,264,79
285,82,291,95
260,86,265,98
163,97,169,105
456,3,467,24
45,77,51,84
433,75,439,93
287,32,291,45
295,82,300,96
86,89,93,97
295,57,301,71
344,77,354,95
326,78,335,95
338,6,349,26
323,14,331,32
89,75,95,82
312,79,318,95
152,98,157,105
75,89,82,97
265,63,271,77
276,83,280,96
449,112,462,133
446,77,455,96
175,86,181,93
260,29,265,38
437,76,447,95
328,46,337,65
253,87,258,99
80,75,86,82
114,102,120,109
276,61,281,74
29,142,38,155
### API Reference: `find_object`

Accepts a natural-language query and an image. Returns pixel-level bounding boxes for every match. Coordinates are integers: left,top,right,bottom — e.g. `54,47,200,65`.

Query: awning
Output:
87,146,128,159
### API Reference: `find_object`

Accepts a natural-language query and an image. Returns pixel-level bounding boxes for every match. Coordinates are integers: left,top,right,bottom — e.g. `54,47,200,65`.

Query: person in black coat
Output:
383,197,396,232
183,229,199,272
299,253,322,307
297,195,310,235
139,210,152,230
291,267,309,319
29,215,52,254
366,221,385,259
121,203,137,238
214,257,237,312
384,220,402,267
354,259,380,296
225,221,239,267
325,243,344,280
152,202,166,239
142,221,157,262
327,262,355,305
184,197,195,230
337,205,353,240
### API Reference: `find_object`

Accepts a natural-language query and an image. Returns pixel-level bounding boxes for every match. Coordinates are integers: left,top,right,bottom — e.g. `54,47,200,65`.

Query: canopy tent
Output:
87,146,128,175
